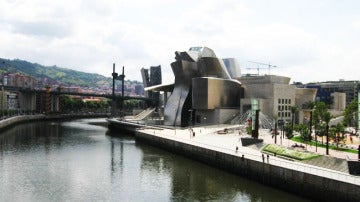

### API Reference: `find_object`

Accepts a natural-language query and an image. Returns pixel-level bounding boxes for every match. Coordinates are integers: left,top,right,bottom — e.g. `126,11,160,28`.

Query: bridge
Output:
3,85,151,100
1,85,154,115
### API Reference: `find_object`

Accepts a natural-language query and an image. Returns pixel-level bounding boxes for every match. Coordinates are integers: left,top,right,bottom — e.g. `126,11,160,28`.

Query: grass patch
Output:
262,144,321,161
291,136,358,154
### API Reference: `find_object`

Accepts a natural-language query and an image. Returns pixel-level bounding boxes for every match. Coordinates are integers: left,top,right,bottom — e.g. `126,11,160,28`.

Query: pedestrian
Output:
267,155,269,163
262,154,265,162
235,146,238,153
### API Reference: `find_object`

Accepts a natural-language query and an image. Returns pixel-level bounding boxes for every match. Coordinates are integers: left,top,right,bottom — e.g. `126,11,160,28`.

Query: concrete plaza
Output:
138,123,360,185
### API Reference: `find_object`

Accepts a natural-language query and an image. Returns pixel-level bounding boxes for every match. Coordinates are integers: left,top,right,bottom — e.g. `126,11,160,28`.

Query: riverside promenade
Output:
137,124,359,183
134,123,360,201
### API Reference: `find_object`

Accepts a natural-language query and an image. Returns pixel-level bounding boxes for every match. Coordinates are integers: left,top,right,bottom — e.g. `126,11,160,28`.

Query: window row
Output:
278,105,292,111
278,111,291,118
278,98,291,105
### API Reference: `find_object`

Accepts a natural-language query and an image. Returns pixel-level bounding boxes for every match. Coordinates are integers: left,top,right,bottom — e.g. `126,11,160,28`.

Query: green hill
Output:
0,58,112,87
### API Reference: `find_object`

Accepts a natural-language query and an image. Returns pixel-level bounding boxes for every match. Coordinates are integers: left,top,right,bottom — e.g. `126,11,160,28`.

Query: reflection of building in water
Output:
0,122,62,154
110,138,123,174
144,47,317,127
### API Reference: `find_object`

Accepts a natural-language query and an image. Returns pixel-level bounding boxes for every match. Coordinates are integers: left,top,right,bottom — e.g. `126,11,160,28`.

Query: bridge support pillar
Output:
50,95,60,112
18,92,36,112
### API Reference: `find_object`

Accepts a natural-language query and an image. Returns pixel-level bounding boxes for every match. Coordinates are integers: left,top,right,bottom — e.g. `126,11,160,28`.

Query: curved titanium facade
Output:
223,58,242,79
192,77,243,110
164,47,244,127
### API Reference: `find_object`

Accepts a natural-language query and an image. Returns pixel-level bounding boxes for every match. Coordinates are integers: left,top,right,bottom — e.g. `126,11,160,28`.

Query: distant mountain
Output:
0,58,115,87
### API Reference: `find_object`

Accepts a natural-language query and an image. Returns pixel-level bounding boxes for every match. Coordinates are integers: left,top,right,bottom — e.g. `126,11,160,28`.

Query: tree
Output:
313,101,329,126
329,123,346,149
343,99,358,127
302,101,315,110
317,121,327,144
290,106,298,130
284,122,294,139
323,111,332,155
295,124,311,143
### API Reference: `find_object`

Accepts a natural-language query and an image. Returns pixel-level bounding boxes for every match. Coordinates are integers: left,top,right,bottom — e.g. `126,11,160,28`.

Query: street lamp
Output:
309,110,313,146
274,118,278,144
278,119,284,145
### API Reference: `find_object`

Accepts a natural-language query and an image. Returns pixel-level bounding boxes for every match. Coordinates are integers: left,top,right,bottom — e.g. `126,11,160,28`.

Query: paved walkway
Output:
138,124,360,185
145,124,359,160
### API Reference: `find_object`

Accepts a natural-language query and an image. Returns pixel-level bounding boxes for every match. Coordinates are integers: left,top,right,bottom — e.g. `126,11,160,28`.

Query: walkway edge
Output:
135,129,360,202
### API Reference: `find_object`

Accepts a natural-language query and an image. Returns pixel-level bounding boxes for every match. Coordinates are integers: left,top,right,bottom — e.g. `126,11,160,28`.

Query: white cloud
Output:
0,0,360,84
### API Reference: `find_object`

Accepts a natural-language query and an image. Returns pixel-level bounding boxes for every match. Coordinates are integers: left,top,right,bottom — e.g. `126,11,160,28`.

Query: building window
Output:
278,106,281,110
282,99,284,104
289,99,291,104
278,99,281,104
278,112,281,117
285,99,287,104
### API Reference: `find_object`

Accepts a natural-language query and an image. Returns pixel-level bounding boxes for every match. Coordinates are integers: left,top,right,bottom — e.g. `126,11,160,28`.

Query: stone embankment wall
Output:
135,131,359,202
0,115,46,131
0,114,109,132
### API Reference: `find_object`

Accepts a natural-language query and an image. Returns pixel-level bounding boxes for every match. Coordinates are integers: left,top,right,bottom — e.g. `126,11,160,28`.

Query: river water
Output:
0,118,309,201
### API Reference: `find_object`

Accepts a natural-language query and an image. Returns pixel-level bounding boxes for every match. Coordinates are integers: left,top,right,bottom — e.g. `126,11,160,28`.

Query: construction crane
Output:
247,61,277,75
245,66,267,75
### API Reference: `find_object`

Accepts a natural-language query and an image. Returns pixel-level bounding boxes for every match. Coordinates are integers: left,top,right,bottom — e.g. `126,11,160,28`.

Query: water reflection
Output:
0,119,309,202
136,141,309,202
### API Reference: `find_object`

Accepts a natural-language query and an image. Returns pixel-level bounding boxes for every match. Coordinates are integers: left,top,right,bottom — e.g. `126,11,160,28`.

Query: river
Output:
0,118,309,201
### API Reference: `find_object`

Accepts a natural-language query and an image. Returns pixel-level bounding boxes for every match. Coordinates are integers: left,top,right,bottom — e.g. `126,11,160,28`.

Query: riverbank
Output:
133,126,359,201
0,113,110,132
105,120,360,202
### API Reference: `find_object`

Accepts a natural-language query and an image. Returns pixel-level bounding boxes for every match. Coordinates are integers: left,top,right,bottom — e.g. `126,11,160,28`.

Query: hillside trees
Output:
60,95,110,113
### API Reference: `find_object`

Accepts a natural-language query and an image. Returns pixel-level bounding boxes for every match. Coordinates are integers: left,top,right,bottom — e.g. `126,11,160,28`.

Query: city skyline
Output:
1,0,360,84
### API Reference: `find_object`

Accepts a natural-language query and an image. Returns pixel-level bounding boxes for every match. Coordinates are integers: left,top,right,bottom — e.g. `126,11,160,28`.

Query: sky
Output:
1,0,360,84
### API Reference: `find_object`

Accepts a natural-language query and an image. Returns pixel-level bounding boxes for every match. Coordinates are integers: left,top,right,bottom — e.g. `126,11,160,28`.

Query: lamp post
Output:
326,124,329,155
324,111,331,155
274,118,278,144
278,119,284,145
309,110,313,146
